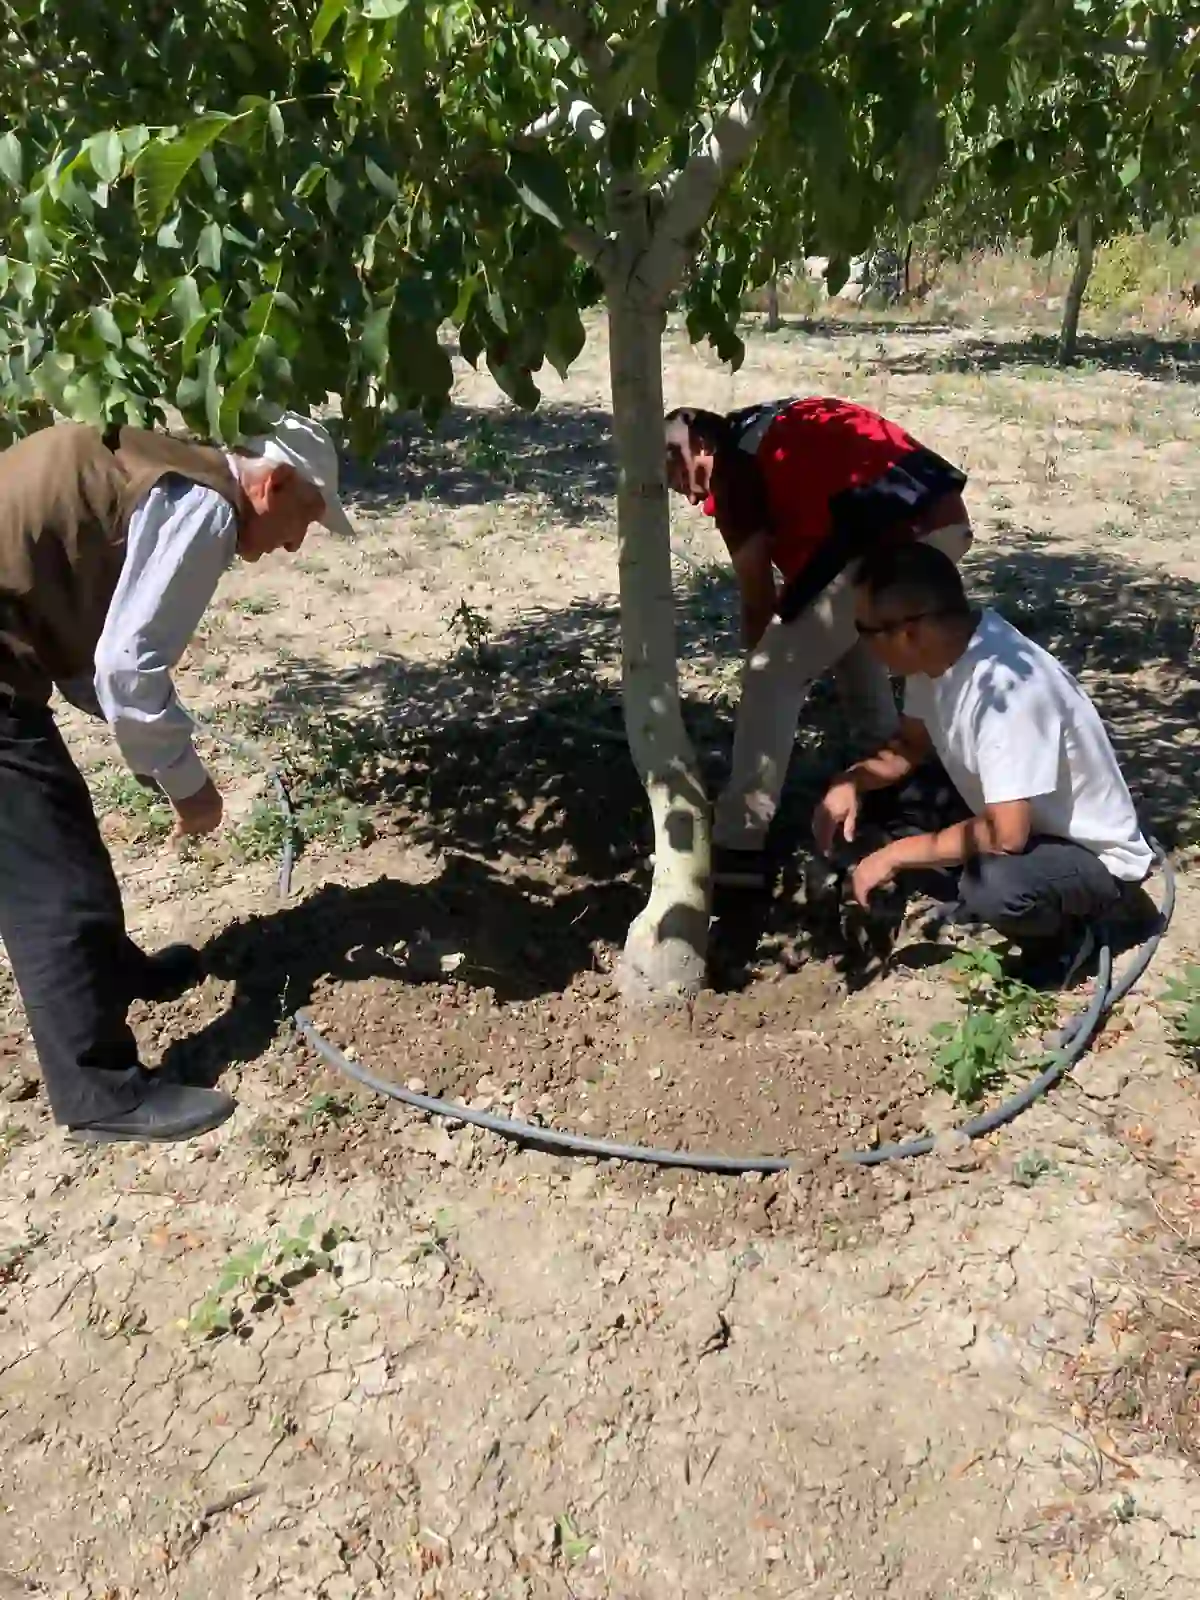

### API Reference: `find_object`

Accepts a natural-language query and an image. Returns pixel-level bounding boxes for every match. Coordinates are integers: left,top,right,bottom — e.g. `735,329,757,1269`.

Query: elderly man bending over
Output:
813,541,1153,979
0,413,353,1143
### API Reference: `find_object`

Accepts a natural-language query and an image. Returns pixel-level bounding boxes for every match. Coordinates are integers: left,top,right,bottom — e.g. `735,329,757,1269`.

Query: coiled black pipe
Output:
228,722,1173,1172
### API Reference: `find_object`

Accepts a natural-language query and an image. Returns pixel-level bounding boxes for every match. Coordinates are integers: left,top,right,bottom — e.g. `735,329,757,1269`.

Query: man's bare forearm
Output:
840,737,922,794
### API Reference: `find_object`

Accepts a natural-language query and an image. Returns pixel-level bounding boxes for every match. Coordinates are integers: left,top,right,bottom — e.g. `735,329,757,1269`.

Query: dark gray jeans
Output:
853,763,1127,940
0,695,153,1124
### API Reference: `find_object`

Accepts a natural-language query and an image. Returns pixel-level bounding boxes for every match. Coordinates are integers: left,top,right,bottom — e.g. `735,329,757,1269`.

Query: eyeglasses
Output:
855,613,933,638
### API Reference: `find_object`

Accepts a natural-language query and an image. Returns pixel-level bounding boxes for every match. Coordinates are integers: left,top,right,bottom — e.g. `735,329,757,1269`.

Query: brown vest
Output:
0,423,247,705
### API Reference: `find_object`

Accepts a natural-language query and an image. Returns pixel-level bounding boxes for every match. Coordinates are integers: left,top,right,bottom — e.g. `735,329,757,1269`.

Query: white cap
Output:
241,411,355,536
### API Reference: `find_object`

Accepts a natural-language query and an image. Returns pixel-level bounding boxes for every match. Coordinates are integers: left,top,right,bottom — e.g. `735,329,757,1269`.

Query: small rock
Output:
1081,1055,1130,1101
1,1070,38,1104
881,1205,913,1239
333,1240,373,1287
933,1129,980,1171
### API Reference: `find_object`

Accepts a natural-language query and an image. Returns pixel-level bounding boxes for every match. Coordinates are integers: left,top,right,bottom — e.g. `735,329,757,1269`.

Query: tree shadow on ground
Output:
865,331,1200,383
339,402,616,523
163,855,642,1087
763,316,962,339
184,538,1196,1068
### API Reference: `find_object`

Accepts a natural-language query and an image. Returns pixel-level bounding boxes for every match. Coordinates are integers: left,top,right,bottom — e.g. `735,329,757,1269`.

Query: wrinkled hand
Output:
851,846,898,908
813,780,859,858
171,778,224,839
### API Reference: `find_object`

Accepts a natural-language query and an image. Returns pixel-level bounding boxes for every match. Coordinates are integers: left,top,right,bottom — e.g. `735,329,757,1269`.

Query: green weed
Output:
0,1122,30,1171
302,1091,352,1127
229,595,277,617
1160,966,1200,1065
91,769,173,842
1012,1149,1056,1188
555,1514,594,1566
0,1228,47,1285
186,1218,352,1340
231,799,293,863
464,417,511,477
446,598,497,667
930,946,1057,1104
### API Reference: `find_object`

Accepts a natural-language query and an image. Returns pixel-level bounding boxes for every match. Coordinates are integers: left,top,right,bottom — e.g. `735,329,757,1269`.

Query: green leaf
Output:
364,157,398,200
507,148,574,230
268,103,286,147
0,133,21,187
1119,155,1141,189
89,307,123,349
312,0,349,48
545,300,585,379
391,317,453,400
88,131,124,186
657,10,699,115
363,0,406,14
294,163,328,199
361,302,391,379
197,221,223,272
344,17,373,87
133,114,234,231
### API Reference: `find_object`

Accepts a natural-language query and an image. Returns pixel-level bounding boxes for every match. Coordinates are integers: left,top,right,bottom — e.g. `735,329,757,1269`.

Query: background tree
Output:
925,10,1200,362
0,0,1181,997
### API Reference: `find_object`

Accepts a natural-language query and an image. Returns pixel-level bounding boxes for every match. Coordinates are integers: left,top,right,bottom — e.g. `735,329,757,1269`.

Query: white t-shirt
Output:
904,609,1152,881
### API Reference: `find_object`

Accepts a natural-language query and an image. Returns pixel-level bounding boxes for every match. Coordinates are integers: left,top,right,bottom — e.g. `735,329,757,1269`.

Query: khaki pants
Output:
713,524,974,851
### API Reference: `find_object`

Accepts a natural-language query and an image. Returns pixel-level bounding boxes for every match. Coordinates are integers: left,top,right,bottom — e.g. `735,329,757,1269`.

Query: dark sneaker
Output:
1007,925,1096,991
69,1080,235,1144
132,944,205,1004
712,847,771,892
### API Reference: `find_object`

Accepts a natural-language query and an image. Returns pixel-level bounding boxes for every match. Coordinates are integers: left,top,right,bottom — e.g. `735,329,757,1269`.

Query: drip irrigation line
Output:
222,717,1175,1172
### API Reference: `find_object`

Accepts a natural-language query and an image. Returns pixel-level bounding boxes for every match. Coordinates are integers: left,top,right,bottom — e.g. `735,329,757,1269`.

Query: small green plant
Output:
297,797,374,851
231,799,293,862
302,1091,352,1127
930,946,1057,1104
91,769,174,842
1012,1149,1055,1188
186,1218,352,1339
0,1228,47,1284
464,417,510,476
0,1122,30,1171
555,1514,594,1566
1160,966,1200,1064
446,598,495,666
229,595,277,617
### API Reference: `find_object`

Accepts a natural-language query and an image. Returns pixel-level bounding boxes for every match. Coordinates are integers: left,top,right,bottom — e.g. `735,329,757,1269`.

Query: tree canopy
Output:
3,1,1190,444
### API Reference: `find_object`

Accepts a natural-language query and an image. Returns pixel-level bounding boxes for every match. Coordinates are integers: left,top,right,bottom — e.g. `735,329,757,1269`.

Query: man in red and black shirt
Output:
665,395,972,887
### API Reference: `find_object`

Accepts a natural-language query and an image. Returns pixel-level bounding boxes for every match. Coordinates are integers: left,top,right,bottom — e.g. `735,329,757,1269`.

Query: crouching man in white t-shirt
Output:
813,540,1154,972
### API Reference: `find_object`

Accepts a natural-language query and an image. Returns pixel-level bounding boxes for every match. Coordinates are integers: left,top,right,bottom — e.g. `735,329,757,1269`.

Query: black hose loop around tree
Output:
229,721,1173,1172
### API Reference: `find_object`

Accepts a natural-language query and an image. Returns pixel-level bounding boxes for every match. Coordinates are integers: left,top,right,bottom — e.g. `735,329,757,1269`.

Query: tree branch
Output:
639,69,779,298
518,0,614,80
563,221,609,269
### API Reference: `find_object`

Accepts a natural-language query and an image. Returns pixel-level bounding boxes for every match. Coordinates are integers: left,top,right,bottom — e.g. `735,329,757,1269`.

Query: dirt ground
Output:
2,313,1199,1598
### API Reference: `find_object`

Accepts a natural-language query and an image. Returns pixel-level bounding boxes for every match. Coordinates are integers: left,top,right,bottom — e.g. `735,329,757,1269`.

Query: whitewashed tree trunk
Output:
1058,214,1094,366
607,289,710,1003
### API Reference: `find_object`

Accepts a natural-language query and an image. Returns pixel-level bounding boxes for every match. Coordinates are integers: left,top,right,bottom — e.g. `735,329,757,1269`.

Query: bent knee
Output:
957,853,1031,925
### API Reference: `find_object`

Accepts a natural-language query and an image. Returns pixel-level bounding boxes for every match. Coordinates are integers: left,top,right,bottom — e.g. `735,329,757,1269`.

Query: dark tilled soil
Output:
303,962,918,1163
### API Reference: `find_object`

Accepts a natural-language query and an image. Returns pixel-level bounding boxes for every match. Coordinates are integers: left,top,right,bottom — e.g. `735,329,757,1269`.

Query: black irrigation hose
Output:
238,722,1175,1172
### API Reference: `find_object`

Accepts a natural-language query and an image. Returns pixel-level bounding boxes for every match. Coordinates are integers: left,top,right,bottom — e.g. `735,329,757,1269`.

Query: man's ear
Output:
263,460,298,504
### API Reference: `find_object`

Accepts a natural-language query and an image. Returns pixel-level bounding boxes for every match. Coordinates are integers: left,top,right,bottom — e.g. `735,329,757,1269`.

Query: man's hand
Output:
171,778,224,839
851,845,900,908
813,779,859,857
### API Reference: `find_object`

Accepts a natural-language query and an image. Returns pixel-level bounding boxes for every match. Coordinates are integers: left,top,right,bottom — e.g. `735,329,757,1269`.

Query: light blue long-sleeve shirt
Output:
88,475,239,800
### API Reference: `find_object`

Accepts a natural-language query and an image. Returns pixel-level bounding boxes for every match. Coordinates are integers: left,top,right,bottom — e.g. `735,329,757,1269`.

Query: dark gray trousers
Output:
0,695,152,1124
855,763,1126,940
